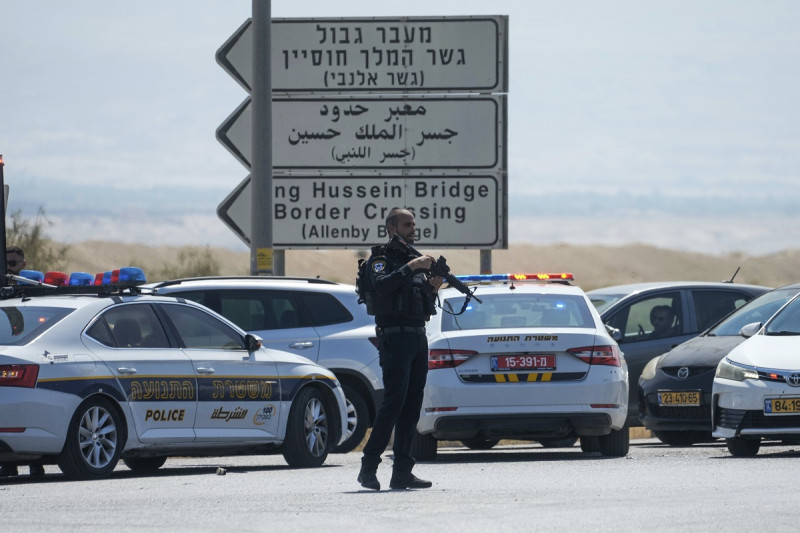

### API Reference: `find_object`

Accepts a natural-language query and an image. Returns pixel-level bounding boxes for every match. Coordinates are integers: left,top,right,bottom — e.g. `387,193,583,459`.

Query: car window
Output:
765,296,800,335
217,294,268,331
168,289,311,331
711,287,800,336
299,291,353,327
0,306,73,346
160,304,246,350
589,293,627,314
440,293,594,332
692,290,754,333
87,304,171,349
605,292,682,344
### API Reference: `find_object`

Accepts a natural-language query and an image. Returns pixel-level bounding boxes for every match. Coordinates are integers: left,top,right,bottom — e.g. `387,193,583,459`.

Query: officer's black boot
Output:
389,470,433,490
357,456,381,491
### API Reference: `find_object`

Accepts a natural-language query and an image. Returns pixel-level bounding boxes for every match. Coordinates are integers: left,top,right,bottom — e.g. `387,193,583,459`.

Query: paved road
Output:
2,438,798,532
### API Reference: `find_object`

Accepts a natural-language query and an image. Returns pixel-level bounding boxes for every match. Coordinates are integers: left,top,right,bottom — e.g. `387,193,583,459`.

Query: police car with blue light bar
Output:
0,267,347,479
411,273,629,460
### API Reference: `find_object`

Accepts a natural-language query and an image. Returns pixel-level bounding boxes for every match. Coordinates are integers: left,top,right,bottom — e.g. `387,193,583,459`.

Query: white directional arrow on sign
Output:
216,19,253,93
216,175,251,246
215,98,252,170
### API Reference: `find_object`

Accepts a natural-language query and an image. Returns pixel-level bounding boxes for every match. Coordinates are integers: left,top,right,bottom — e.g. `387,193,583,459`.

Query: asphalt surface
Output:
2,438,799,532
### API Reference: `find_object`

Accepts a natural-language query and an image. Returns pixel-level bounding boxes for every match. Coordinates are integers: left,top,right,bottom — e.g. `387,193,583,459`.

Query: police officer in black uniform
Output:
357,208,443,491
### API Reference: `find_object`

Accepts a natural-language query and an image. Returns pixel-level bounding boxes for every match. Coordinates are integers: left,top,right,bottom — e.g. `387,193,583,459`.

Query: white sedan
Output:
412,273,629,461
0,278,347,479
712,290,800,456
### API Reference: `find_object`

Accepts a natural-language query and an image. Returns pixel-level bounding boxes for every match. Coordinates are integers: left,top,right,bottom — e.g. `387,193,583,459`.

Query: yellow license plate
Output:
657,391,700,406
765,398,800,415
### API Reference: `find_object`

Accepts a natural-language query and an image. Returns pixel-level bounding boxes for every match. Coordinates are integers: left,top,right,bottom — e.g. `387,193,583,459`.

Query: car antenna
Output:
724,267,741,283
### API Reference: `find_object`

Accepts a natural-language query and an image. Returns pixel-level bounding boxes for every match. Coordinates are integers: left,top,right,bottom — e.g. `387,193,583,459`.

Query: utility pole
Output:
250,0,279,275
0,154,7,287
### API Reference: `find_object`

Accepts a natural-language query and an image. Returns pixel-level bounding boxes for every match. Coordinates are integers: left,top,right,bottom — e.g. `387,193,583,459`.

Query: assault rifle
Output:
386,235,482,311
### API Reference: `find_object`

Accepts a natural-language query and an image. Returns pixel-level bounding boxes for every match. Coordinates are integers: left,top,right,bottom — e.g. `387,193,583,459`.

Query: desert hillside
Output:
60,240,800,291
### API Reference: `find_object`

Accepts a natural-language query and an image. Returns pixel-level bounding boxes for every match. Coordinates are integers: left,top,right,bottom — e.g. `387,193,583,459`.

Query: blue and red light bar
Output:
18,267,147,287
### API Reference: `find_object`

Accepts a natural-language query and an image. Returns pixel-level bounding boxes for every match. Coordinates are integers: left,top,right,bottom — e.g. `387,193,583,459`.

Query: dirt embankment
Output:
63,240,800,290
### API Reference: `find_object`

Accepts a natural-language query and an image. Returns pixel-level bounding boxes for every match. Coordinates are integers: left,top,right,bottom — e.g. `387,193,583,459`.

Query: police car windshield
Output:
0,306,74,346
441,294,595,332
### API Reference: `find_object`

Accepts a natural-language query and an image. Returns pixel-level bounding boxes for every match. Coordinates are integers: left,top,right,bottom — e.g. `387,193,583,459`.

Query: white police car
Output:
0,268,347,479
412,273,629,461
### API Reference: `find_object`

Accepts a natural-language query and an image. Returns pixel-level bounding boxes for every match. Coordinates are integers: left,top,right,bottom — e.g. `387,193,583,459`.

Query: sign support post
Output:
0,155,6,287
251,0,280,275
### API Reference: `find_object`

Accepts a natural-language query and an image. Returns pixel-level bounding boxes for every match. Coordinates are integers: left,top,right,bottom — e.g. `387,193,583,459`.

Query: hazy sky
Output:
2,1,799,255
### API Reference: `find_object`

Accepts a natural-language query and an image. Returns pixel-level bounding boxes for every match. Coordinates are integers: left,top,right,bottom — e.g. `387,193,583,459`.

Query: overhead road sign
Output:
217,174,503,249
216,95,506,171
216,16,508,94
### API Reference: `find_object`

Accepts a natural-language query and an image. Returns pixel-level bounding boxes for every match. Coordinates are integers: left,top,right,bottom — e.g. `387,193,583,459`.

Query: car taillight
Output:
428,349,476,370
568,345,621,367
0,365,40,388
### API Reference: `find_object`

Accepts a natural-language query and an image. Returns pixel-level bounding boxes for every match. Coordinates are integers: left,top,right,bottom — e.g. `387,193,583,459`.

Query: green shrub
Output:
5,208,69,271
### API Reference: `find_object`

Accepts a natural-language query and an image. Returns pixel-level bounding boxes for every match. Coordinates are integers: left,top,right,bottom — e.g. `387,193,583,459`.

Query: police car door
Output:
157,303,281,442
84,303,196,443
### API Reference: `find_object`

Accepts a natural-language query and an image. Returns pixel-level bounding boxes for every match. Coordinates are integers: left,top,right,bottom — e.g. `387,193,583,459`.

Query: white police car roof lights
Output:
452,272,575,286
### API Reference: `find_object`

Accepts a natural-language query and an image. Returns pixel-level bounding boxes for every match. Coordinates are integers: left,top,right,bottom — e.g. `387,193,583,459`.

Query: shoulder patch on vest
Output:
372,260,386,273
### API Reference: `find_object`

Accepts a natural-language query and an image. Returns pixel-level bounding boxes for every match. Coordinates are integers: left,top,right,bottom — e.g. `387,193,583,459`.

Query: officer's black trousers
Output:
361,329,428,474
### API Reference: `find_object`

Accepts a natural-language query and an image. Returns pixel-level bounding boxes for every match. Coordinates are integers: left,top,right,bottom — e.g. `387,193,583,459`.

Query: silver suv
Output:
148,276,380,453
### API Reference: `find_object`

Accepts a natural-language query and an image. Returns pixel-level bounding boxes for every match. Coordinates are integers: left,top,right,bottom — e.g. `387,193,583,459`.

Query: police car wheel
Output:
333,384,368,454
58,396,123,480
123,456,168,472
599,425,630,457
282,387,330,468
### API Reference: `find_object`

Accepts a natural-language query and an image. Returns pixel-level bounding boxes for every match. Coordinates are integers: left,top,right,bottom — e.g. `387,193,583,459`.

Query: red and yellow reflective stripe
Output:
493,373,553,383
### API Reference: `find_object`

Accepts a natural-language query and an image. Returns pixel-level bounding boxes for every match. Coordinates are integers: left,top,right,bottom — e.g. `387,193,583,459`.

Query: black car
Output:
588,281,770,426
637,283,800,445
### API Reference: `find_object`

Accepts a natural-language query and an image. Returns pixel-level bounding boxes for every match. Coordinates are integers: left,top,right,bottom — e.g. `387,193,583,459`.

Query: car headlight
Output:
716,358,759,382
639,355,662,382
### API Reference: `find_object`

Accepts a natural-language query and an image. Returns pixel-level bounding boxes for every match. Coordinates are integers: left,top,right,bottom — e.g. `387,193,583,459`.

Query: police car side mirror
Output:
738,322,762,338
605,324,623,342
245,333,263,352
